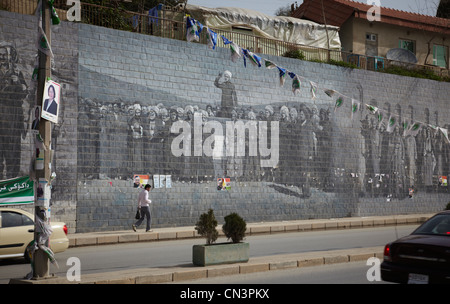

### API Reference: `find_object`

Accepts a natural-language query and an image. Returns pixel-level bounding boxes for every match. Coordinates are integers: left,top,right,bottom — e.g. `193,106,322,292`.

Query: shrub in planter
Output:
222,212,247,243
445,202,450,211
195,209,218,245
193,211,249,266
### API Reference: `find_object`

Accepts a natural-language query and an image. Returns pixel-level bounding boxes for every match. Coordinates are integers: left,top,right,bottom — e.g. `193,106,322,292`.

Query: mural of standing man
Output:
214,70,237,118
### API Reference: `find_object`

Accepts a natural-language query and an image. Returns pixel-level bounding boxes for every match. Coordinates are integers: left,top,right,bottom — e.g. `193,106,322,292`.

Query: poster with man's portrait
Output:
41,80,61,123
30,105,41,133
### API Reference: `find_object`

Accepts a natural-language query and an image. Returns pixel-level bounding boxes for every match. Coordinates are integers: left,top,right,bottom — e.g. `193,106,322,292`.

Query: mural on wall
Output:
1,36,449,203
76,66,450,200
0,42,30,179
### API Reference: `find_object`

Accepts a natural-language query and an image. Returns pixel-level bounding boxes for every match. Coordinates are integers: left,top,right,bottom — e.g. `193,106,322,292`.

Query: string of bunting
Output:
185,15,450,144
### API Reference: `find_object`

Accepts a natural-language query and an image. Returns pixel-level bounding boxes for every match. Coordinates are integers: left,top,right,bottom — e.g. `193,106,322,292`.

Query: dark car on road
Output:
381,211,450,284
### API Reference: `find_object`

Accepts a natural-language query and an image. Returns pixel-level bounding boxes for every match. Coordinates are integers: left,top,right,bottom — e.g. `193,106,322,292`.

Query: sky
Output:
185,0,442,17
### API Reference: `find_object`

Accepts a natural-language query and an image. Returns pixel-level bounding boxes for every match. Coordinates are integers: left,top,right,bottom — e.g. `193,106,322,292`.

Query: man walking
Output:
133,184,152,232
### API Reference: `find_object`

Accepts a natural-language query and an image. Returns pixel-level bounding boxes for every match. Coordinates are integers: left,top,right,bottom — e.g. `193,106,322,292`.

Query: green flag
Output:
0,176,34,205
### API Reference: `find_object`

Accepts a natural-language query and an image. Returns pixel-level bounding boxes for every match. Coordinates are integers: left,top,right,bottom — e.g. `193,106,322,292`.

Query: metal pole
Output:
33,0,52,279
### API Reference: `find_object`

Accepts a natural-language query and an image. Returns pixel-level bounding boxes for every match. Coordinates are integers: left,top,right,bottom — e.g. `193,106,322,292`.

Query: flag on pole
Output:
48,0,60,25
0,176,35,205
36,25,54,58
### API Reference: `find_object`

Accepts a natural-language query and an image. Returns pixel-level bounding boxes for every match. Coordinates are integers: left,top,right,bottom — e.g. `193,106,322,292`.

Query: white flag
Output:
36,25,54,58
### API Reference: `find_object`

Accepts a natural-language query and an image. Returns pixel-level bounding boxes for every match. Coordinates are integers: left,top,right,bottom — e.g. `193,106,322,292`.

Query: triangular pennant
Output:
309,81,318,99
221,35,232,45
206,28,217,50
49,0,60,25
386,115,397,133
351,99,361,119
230,42,242,63
324,89,338,98
334,95,344,112
401,119,410,136
407,122,422,137
292,75,301,95
439,127,450,143
366,104,378,115
264,59,277,69
377,110,384,125
242,49,261,67
36,25,54,57
277,67,287,86
186,17,201,42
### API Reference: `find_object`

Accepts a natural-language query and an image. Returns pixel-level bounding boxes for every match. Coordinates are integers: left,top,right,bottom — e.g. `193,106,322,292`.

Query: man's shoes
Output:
146,229,153,232
132,225,137,232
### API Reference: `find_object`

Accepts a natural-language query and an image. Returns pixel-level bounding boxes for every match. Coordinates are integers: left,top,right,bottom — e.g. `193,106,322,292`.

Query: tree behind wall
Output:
437,0,450,18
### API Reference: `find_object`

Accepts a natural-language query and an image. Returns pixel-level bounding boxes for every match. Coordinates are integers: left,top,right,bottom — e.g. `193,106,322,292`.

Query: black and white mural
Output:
76,67,450,200
1,14,449,233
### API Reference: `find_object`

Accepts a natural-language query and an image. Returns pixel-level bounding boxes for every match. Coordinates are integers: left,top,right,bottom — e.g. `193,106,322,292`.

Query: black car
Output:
381,211,450,284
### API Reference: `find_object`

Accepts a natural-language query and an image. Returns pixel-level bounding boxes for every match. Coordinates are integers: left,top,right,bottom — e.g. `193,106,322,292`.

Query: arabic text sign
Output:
0,176,34,205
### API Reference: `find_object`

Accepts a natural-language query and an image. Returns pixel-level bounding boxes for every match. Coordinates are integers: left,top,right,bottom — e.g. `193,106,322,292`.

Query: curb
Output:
9,214,430,284
9,246,384,284
67,214,432,248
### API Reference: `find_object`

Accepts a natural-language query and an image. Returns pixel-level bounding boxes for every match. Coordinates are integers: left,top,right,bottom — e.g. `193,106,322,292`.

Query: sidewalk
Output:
10,213,432,284
67,213,432,248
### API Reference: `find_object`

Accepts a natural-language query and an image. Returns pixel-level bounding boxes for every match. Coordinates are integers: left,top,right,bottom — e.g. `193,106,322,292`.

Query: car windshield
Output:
413,214,450,236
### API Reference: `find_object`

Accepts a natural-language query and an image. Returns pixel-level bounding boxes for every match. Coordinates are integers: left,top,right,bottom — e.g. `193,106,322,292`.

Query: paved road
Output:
1,225,416,284
169,260,391,284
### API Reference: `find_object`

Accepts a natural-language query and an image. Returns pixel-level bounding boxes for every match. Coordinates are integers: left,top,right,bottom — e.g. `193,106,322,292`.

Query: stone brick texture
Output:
1,11,449,233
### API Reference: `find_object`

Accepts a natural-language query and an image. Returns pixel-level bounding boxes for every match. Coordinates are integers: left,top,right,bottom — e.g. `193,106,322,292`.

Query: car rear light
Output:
63,224,68,235
384,244,391,262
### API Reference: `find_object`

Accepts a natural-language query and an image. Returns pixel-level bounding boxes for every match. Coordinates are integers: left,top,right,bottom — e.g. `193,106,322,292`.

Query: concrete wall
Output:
1,11,449,233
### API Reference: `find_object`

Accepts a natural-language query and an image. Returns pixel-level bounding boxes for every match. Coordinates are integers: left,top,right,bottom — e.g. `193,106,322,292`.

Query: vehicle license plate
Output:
408,273,429,284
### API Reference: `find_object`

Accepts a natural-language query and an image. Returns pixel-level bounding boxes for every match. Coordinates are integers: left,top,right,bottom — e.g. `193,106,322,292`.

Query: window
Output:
366,33,377,41
399,39,415,54
433,44,448,68
1,211,33,228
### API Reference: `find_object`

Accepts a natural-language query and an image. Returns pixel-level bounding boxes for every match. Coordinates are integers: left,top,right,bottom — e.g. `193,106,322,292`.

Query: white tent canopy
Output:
185,4,341,50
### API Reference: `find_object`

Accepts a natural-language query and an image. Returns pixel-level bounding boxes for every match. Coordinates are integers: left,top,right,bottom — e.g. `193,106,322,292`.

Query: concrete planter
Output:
192,242,249,266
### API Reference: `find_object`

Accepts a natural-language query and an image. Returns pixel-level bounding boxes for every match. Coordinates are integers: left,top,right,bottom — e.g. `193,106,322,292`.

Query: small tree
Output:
222,212,247,243
195,209,218,245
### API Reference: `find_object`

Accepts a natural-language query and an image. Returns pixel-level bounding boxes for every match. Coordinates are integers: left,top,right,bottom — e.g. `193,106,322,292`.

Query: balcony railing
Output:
1,0,448,79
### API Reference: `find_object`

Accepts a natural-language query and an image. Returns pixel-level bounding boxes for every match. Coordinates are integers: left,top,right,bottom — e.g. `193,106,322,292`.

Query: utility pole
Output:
33,0,52,279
